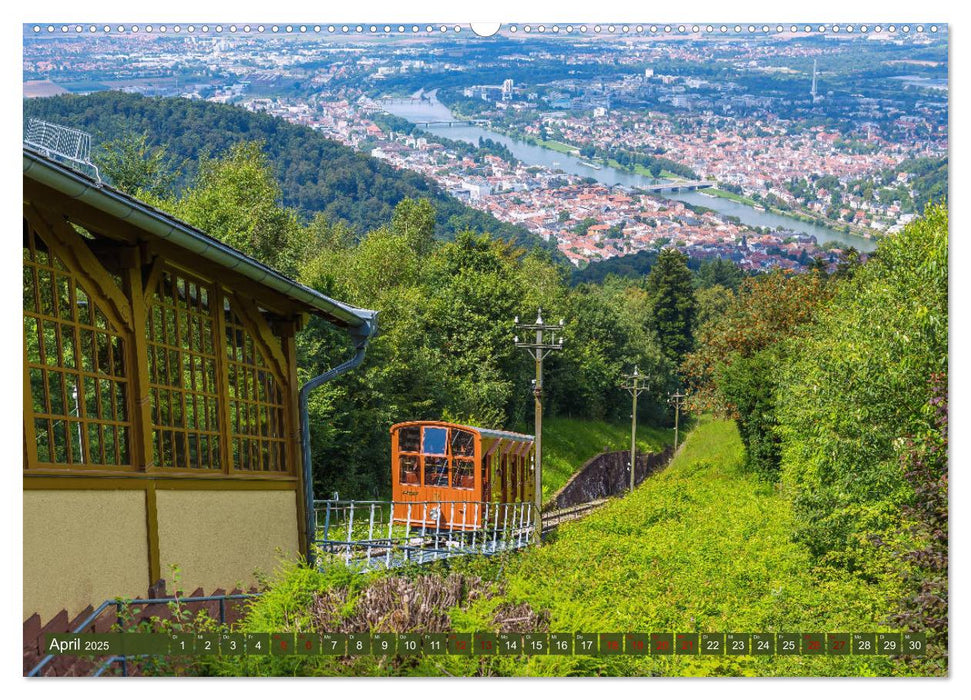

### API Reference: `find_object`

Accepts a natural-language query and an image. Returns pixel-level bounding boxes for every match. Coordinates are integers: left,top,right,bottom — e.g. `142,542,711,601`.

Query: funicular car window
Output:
399,454,419,485
422,427,447,455
424,456,449,487
451,429,474,457
453,459,474,489
399,426,420,453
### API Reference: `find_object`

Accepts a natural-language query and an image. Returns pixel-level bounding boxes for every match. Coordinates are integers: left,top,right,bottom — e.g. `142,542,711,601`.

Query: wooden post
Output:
120,246,155,473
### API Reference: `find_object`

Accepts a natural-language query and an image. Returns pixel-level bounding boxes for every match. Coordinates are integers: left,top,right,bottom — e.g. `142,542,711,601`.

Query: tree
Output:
695,257,743,290
694,284,734,329
645,248,696,366
776,204,948,571
95,132,176,198
161,141,310,277
391,198,437,258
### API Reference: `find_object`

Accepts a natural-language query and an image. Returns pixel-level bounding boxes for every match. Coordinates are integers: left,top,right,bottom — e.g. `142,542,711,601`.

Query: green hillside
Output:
186,417,917,677
466,417,906,676
538,417,673,501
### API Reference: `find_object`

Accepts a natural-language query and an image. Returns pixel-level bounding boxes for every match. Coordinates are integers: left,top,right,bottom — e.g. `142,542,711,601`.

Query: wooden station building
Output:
22,145,377,623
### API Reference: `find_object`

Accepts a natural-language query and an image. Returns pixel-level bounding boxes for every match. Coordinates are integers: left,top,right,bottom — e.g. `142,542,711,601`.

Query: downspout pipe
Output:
300,317,377,563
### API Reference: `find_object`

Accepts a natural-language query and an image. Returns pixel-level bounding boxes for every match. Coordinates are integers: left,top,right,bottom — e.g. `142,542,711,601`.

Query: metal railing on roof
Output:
24,118,101,184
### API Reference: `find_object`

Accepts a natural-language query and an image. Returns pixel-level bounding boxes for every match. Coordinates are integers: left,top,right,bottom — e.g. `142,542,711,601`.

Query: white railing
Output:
312,499,536,571
24,118,101,183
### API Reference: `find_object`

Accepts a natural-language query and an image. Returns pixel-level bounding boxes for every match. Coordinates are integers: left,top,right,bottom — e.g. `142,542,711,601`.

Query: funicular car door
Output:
419,425,477,529
448,426,477,529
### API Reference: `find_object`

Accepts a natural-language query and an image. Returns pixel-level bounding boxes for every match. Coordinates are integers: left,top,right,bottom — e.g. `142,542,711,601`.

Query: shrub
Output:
775,204,947,572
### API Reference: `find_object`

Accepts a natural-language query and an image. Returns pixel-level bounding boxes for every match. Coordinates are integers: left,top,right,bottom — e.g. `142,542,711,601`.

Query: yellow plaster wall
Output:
23,490,149,622
155,489,299,593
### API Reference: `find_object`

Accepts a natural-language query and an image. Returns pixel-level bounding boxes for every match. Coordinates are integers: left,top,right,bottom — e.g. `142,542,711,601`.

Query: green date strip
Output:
45,632,926,657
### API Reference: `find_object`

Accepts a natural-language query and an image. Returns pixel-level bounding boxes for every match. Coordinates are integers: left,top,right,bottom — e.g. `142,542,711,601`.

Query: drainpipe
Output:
299,317,377,563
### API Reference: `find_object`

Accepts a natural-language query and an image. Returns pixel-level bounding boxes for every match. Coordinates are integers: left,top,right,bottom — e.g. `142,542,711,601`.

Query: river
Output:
380,91,877,252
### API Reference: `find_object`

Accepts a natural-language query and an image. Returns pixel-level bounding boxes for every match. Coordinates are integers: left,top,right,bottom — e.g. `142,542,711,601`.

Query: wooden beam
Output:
121,250,156,472
23,474,298,490
141,255,164,301
280,331,300,476
27,204,134,333
23,354,39,469
145,481,161,587
228,293,289,387
211,287,235,474
281,331,305,554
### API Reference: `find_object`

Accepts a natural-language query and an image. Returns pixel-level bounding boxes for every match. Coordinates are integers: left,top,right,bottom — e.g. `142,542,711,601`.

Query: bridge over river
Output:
637,180,713,194
412,119,489,128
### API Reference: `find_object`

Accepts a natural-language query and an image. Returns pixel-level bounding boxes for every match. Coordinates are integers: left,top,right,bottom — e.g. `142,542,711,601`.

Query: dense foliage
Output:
681,271,833,478
890,374,947,671
776,204,948,572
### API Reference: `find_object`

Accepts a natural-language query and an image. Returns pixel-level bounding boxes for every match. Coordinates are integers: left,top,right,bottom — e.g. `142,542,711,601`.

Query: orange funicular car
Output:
390,421,535,529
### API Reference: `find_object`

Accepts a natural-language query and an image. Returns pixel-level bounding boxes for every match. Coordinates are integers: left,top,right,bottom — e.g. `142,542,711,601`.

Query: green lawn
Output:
533,138,579,155
706,187,762,207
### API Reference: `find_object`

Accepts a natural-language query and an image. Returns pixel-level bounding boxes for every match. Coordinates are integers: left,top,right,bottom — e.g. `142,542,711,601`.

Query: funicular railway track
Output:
541,497,610,533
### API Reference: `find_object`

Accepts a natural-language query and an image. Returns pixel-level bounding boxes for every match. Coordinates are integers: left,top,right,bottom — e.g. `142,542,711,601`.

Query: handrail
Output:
27,592,260,678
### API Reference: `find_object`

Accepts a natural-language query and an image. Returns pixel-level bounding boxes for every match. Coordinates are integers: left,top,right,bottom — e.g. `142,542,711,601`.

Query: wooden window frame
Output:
24,208,299,480
23,211,137,473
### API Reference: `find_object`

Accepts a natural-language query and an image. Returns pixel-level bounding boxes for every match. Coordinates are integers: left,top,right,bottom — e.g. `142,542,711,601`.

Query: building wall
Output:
23,484,301,622
23,490,149,622
23,192,310,625
155,489,300,594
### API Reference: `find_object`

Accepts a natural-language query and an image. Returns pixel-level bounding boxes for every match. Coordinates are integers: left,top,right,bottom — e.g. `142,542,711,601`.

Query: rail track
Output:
541,498,610,533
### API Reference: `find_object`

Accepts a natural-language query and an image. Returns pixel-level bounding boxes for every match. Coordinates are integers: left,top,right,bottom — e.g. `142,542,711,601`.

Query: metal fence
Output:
312,499,536,571
24,118,101,183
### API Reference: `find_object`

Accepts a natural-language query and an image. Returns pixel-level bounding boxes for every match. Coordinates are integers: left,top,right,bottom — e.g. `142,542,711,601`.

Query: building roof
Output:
23,146,377,331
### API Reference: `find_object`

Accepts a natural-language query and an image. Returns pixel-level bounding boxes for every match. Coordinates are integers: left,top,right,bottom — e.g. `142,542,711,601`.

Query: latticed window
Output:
147,267,221,469
23,220,131,466
224,300,288,472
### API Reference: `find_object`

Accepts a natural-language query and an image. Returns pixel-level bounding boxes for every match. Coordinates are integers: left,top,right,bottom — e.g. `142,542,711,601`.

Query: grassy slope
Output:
534,417,673,502
449,417,907,676
202,417,918,678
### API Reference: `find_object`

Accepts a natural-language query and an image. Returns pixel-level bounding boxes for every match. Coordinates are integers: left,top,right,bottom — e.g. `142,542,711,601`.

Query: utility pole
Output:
668,390,686,451
621,367,649,493
514,308,564,541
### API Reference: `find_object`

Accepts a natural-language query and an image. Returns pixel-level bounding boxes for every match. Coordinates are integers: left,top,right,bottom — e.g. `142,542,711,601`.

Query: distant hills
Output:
23,91,557,256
